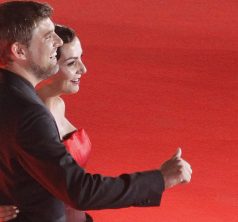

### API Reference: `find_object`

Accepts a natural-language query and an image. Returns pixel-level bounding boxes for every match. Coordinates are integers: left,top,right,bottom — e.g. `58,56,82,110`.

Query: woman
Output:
0,25,93,222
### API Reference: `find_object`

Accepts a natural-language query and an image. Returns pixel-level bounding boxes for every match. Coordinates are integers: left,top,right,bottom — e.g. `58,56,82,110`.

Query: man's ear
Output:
10,42,27,60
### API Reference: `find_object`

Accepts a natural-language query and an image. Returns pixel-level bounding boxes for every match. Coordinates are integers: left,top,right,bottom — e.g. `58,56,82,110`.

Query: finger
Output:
176,162,191,182
181,159,192,174
187,165,192,175
0,211,15,217
0,208,19,218
181,168,192,183
173,147,182,159
0,206,17,213
2,213,17,221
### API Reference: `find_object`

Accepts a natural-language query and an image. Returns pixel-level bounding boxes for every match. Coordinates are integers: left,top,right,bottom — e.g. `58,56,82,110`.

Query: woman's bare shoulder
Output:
43,96,65,115
54,96,65,108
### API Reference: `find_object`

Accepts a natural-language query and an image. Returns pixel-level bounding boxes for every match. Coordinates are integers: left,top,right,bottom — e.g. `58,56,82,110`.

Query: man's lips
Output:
50,52,57,59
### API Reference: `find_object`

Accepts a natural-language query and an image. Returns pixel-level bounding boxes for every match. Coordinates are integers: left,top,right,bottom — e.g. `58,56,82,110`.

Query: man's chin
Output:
43,64,59,79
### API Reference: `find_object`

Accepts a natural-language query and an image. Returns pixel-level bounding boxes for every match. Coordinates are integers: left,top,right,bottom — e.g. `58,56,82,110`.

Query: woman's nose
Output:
78,61,87,75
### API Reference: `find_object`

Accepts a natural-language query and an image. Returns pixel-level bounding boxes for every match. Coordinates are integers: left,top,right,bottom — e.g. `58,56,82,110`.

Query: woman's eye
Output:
67,61,76,66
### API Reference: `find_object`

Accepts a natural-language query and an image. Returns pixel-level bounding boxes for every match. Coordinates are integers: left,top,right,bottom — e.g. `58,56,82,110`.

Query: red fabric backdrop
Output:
3,0,238,221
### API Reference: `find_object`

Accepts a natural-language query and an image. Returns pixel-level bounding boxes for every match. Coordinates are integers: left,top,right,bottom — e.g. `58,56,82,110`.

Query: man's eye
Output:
46,35,52,39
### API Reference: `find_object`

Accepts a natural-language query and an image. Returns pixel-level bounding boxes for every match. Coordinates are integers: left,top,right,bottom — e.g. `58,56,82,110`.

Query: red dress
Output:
63,128,91,167
63,128,93,222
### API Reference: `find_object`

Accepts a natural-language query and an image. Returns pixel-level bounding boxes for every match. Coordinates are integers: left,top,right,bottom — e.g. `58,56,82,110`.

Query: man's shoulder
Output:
0,79,52,131
1,83,48,118
0,68,44,106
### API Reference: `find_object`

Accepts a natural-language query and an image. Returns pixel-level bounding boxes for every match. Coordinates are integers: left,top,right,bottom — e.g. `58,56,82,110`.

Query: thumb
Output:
173,147,182,159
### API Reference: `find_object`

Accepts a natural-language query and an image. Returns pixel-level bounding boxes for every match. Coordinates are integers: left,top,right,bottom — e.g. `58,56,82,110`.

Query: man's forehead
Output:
32,17,55,35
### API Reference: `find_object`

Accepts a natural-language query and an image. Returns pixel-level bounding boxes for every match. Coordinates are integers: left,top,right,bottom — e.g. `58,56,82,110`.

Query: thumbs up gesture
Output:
173,148,182,158
160,148,192,189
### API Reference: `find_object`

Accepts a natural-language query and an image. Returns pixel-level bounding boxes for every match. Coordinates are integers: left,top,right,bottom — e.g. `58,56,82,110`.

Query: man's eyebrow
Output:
43,30,54,37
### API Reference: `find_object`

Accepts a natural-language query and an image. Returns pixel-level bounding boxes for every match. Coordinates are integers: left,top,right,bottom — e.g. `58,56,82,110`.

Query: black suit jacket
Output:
0,68,164,222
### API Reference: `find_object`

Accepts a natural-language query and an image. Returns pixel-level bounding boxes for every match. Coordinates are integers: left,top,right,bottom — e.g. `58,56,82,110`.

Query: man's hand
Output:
160,148,192,189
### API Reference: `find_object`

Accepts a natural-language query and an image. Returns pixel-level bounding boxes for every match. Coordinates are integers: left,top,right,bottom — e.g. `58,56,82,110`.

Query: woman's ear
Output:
10,42,27,60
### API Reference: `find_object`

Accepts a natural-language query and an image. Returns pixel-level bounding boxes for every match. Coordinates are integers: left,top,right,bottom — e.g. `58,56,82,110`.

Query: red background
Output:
3,0,238,221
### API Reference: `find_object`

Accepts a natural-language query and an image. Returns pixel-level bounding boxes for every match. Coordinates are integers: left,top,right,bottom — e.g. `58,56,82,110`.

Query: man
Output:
0,1,192,222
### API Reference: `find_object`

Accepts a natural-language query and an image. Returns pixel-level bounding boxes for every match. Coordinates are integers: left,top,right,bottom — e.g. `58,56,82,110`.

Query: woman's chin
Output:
65,87,79,95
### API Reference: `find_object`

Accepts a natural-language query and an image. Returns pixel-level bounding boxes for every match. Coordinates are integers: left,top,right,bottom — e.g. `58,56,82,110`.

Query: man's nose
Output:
53,33,63,47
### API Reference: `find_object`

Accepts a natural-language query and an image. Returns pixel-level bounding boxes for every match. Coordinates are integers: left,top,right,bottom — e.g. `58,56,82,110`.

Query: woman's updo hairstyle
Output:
55,24,76,60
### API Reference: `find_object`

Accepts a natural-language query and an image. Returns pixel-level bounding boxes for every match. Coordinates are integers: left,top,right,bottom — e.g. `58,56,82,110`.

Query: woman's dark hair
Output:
55,25,76,60
0,1,53,65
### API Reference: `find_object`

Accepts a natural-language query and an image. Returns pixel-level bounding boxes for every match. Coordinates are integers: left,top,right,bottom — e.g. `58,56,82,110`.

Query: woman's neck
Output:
37,80,62,103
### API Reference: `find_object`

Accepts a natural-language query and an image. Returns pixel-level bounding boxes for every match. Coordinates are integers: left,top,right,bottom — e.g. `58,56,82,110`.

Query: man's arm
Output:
16,105,164,210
